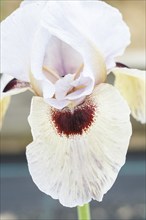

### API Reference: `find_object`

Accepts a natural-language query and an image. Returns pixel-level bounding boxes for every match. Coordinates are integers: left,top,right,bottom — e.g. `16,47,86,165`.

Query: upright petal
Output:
31,33,83,80
30,23,105,108
113,67,146,123
42,1,107,86
26,84,131,207
42,1,130,74
44,36,83,77
1,1,46,81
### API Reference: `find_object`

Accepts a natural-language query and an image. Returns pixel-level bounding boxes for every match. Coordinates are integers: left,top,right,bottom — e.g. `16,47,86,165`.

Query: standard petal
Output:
31,32,83,80
44,36,83,77
26,83,131,207
113,67,146,123
42,0,130,76
1,1,46,81
30,24,102,105
42,2,106,86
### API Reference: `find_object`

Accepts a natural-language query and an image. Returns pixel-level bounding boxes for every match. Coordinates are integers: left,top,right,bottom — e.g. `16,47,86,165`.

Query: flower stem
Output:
77,203,91,220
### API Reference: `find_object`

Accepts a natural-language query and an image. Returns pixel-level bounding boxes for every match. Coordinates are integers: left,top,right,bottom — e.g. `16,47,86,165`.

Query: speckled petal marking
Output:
27,83,132,207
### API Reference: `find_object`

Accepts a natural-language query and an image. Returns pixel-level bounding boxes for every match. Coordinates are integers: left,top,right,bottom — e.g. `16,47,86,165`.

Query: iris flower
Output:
1,0,145,208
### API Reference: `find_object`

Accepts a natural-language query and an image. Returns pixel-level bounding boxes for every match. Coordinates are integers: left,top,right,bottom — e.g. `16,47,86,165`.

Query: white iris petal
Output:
29,23,96,108
27,84,132,207
1,0,130,110
1,0,136,208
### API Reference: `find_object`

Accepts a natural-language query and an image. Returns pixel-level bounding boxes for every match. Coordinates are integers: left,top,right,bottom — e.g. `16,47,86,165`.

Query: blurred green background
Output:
0,1,145,220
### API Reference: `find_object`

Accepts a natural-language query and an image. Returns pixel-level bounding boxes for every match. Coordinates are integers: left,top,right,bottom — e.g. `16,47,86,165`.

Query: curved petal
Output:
30,25,100,105
31,26,51,81
66,75,93,100
26,83,131,207
43,74,95,109
42,2,106,86
44,36,83,77
1,1,46,81
30,23,104,107
31,33,83,80
113,67,146,123
42,1,130,74
55,74,75,100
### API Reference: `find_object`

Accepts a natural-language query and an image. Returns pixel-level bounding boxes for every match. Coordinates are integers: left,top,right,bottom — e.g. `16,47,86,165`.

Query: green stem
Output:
77,203,91,220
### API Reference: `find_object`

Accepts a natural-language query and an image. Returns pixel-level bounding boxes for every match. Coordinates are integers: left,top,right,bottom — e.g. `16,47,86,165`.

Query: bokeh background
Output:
0,0,145,220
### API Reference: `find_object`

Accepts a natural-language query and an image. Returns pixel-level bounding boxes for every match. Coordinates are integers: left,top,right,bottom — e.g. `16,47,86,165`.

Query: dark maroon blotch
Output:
51,102,96,137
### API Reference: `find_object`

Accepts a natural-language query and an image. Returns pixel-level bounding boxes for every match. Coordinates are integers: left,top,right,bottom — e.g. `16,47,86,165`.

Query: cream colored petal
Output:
113,67,146,123
0,96,11,129
26,83,131,207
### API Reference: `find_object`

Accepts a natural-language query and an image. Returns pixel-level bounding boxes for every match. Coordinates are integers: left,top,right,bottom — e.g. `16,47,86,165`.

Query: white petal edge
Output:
26,83,132,207
113,67,146,123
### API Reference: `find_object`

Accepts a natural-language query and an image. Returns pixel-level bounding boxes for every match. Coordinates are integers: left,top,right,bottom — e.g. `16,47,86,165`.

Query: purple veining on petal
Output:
3,78,30,92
